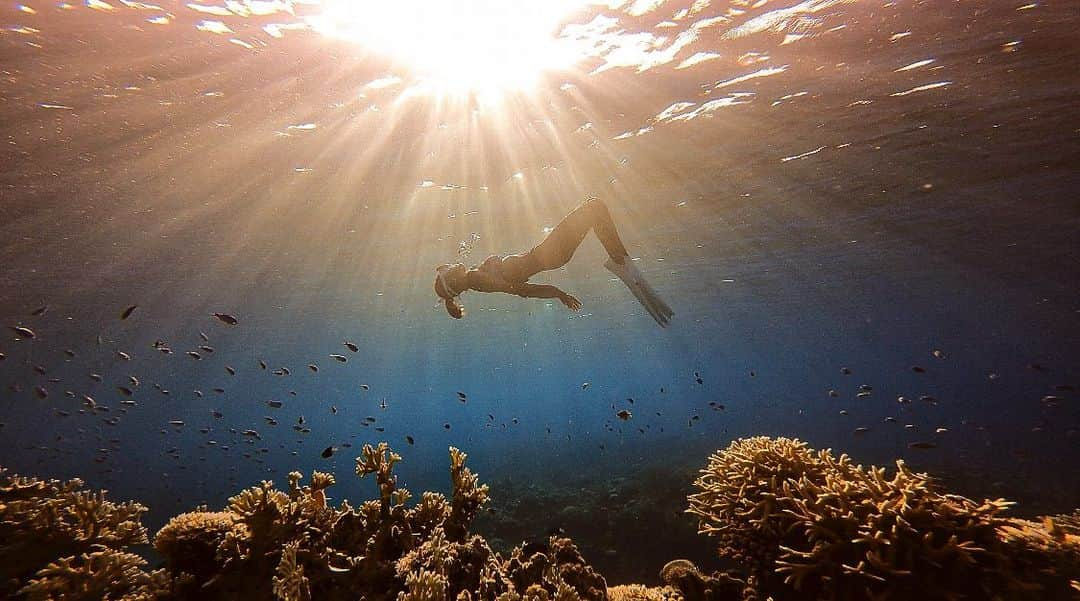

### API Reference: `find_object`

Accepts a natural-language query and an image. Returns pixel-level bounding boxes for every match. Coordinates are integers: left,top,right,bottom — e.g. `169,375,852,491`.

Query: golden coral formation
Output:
687,436,1080,601
145,443,604,601
0,467,155,599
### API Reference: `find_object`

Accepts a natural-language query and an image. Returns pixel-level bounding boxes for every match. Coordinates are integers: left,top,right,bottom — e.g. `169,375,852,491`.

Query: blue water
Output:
1,0,1078,584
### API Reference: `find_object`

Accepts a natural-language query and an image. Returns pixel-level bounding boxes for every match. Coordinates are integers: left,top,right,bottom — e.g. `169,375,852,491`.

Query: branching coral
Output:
447,447,490,542
0,468,150,598
687,436,1080,600
154,511,244,579
18,547,155,600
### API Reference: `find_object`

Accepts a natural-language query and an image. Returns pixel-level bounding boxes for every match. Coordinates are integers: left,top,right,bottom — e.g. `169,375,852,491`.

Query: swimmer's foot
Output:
604,258,674,327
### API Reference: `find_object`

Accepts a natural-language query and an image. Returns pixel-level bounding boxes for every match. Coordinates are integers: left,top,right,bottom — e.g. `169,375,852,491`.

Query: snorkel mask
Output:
436,265,463,299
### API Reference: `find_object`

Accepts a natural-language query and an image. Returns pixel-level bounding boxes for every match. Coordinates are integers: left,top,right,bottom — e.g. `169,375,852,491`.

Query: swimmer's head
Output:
434,263,467,319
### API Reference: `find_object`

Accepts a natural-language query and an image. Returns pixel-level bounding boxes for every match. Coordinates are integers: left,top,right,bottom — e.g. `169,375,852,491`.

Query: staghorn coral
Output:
273,540,311,601
504,536,608,601
447,447,491,542
18,547,155,600
687,436,1080,601
0,467,150,598
143,443,566,601
398,569,449,601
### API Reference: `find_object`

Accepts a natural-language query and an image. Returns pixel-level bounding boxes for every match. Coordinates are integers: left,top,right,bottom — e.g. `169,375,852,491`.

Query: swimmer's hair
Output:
444,296,464,319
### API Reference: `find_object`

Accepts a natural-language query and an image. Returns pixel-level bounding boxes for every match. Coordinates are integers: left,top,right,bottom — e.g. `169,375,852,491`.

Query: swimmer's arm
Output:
468,271,580,310
511,283,582,311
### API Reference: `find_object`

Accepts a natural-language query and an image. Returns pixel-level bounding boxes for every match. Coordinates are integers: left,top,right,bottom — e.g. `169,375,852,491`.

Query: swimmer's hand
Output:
558,292,582,312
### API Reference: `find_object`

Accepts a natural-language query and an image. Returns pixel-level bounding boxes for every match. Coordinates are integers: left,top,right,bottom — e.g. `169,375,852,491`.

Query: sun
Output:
310,0,589,95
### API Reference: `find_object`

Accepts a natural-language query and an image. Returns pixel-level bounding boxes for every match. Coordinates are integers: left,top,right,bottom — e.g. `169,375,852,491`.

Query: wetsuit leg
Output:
530,198,631,271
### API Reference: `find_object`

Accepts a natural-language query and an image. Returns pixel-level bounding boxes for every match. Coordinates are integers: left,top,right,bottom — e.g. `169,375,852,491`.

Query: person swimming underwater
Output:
433,197,674,327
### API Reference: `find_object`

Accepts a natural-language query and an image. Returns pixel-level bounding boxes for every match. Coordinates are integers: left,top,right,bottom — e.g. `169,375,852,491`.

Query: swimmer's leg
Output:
531,198,630,271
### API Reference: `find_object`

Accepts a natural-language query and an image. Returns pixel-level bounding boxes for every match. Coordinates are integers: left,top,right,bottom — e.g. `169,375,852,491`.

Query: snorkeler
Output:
434,198,674,327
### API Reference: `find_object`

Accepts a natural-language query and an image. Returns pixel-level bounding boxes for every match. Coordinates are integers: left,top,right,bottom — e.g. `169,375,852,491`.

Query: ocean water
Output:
1,0,1078,586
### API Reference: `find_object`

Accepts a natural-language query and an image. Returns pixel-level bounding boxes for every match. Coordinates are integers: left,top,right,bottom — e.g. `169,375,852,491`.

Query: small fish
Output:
186,351,202,360
908,441,937,449
331,406,337,414
266,400,283,408
932,349,944,359
935,427,949,434
581,382,589,390
308,364,319,373
616,409,632,421
443,423,451,430
854,427,870,434
117,386,133,396
344,341,359,352
199,345,214,354
242,429,261,439
259,359,267,370
11,326,36,339
321,446,336,458
64,349,75,358
225,366,236,376
212,313,238,325
169,420,185,427
34,386,48,399
406,435,414,445
884,416,897,423
117,351,131,361
33,365,46,375
264,417,278,426
31,306,48,316
695,377,703,385
211,411,223,418
329,354,347,363
856,391,872,398
120,305,138,320
199,331,210,342
121,399,136,406
297,415,305,425
841,367,852,375
912,366,926,373
213,387,225,393
360,384,369,390
828,389,839,398
128,376,139,387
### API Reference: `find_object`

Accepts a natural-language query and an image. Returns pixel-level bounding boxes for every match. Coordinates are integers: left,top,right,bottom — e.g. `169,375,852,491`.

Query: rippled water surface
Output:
1,0,1078,584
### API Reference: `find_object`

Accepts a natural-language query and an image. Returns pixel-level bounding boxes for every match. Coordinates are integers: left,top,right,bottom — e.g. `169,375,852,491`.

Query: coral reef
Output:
687,436,1080,600
3,437,1078,600
0,467,159,599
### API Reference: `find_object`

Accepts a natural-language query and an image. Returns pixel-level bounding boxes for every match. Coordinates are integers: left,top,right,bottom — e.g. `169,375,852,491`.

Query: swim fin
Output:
604,258,674,328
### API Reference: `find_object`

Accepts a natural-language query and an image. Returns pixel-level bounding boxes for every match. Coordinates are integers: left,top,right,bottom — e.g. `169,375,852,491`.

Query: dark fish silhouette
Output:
321,446,335,458
11,326,35,339
406,435,414,445
616,410,632,420
31,306,47,316
345,341,359,352
908,441,937,449
212,313,238,325
120,305,138,320
329,354,347,363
